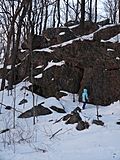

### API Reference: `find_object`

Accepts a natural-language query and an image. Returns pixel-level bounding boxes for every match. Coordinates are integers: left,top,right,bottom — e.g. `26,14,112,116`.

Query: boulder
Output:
50,106,66,113
76,121,89,131
71,21,99,36
43,27,76,45
93,24,120,41
18,99,28,105
18,104,52,118
64,112,82,124
92,119,104,126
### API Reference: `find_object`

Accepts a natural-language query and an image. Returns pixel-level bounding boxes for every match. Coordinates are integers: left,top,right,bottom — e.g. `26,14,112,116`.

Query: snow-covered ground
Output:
0,81,120,160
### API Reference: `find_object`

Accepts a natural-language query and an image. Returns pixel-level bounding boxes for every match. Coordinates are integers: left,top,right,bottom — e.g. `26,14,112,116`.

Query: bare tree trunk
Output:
89,0,92,22
53,4,56,27
1,34,11,90
27,0,36,125
113,0,117,23
57,0,60,27
65,0,69,24
80,0,85,30
43,1,48,31
96,105,99,120
118,0,120,23
39,0,44,34
75,0,79,22
94,0,97,23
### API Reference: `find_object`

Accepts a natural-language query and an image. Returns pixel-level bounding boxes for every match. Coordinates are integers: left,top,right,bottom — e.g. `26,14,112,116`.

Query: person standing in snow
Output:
82,88,89,110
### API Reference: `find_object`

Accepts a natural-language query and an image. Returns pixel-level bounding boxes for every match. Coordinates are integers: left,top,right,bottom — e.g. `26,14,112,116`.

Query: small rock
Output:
92,119,104,126
18,99,28,105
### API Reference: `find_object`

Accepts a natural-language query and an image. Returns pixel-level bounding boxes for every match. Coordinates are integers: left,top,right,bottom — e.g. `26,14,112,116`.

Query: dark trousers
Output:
82,102,86,109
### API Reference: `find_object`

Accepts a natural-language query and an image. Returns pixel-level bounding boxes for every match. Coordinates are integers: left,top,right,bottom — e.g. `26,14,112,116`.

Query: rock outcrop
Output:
93,24,120,41
3,22,120,106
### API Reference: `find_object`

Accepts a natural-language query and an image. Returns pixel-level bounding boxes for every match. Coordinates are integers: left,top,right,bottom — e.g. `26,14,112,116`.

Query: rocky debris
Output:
63,114,72,121
93,24,120,41
50,106,66,113
62,107,90,131
18,104,52,118
92,119,104,126
65,112,82,124
76,121,89,131
18,99,28,105
71,107,81,113
5,106,12,110
63,107,82,124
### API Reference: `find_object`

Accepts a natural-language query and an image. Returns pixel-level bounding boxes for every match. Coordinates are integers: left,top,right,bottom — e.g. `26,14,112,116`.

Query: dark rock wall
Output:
93,24,120,41
33,64,83,98
7,23,120,106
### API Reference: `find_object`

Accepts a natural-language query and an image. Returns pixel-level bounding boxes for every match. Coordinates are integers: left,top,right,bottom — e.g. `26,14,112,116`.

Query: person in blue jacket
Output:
82,88,89,109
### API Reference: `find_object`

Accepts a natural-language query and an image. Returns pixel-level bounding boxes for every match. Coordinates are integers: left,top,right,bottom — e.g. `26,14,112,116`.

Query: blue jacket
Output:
82,89,89,102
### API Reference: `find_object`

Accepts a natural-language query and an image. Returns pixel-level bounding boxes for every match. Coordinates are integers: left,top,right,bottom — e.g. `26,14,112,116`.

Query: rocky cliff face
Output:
6,22,120,106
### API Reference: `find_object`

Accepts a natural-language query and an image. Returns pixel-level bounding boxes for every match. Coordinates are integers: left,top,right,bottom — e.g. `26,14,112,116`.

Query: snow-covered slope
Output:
0,81,120,160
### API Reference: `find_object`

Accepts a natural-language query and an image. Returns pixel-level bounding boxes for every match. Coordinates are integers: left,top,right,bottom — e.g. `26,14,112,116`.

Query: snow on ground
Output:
0,81,120,160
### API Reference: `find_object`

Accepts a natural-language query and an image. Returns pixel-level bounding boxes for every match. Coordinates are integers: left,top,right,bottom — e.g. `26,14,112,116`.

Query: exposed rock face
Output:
5,23,120,106
21,35,49,50
43,27,76,45
33,64,83,98
93,24,120,41
71,21,99,36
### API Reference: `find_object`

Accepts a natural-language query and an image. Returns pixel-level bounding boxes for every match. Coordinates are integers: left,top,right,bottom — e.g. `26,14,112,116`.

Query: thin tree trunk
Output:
53,4,56,27
75,0,79,22
118,0,120,23
27,0,36,125
80,0,85,31
39,0,44,34
43,1,48,31
57,0,60,27
1,34,11,90
66,0,69,24
89,0,92,22
94,0,97,23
